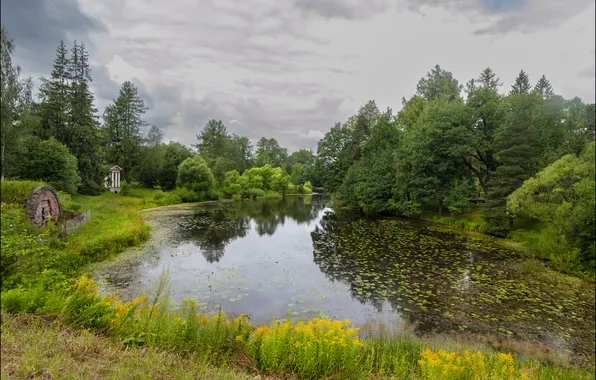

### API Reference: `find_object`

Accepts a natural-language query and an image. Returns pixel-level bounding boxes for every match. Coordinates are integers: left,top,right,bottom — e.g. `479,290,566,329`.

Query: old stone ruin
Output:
24,185,61,226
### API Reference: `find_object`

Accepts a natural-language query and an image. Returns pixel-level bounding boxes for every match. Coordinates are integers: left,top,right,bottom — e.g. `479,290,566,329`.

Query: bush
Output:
246,188,265,199
1,180,45,204
20,137,81,194
302,181,313,194
119,180,131,196
263,191,281,199
176,155,215,194
173,188,200,203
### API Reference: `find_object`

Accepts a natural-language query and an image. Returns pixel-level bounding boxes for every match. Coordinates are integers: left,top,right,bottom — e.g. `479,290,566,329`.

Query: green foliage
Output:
19,137,81,194
176,155,215,194
0,180,45,204
444,179,476,215
101,81,147,182
508,142,595,273
221,165,289,199
119,179,131,196
255,137,288,168
485,92,541,236
159,142,192,190
0,204,52,288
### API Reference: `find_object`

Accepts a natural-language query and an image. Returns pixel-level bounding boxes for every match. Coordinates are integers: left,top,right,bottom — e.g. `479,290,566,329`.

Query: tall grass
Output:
2,273,592,380
1,180,46,204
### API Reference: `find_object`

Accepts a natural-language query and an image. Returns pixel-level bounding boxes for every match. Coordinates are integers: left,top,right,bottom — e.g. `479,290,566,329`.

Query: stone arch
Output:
24,186,62,225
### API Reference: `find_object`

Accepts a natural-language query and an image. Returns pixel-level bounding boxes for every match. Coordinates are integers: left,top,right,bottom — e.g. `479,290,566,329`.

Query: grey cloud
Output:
1,0,105,74
294,0,390,19
397,0,594,35
578,65,595,79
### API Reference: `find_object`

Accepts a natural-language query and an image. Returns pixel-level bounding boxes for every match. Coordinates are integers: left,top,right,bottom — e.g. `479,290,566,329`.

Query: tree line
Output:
0,26,317,198
313,64,594,273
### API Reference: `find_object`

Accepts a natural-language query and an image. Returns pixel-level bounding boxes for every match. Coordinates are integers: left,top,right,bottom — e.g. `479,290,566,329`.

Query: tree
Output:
510,70,531,95
176,155,215,194
39,40,70,142
159,142,191,190
20,137,81,193
533,75,554,99
314,122,352,192
255,137,288,168
1,26,34,180
195,119,229,165
395,98,471,216
136,143,166,188
102,81,148,181
508,142,595,272
229,134,253,172
463,68,506,196
484,91,540,236
339,112,400,213
416,64,463,102
146,125,163,147
68,41,102,194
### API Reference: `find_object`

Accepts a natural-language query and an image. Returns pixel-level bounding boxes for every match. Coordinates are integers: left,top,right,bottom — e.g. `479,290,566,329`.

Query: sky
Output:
1,0,594,152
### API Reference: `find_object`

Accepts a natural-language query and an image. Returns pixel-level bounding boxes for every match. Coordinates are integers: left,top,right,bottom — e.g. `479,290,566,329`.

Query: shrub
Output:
160,192,182,206
20,137,81,194
152,190,166,201
246,188,265,199
1,180,45,204
176,155,215,194
174,187,200,203
119,180,131,196
302,181,313,194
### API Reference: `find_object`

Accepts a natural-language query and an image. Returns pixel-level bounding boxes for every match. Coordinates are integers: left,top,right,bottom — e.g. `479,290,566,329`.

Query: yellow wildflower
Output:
497,352,515,364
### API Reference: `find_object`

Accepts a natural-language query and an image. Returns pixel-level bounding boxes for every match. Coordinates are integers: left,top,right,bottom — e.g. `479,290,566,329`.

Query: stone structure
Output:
104,165,122,193
24,186,62,225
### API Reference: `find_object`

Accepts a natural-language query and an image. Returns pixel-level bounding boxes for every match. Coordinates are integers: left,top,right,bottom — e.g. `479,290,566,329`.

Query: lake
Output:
92,195,595,365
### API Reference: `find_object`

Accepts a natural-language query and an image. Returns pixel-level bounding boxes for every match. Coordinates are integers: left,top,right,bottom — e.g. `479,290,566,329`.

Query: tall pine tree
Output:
102,81,147,181
510,70,531,95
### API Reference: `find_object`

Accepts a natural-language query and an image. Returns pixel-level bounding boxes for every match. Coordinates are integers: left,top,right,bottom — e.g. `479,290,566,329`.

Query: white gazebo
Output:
104,165,122,193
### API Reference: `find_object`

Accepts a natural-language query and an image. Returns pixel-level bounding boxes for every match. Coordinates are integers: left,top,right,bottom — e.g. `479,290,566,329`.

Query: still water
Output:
92,195,595,364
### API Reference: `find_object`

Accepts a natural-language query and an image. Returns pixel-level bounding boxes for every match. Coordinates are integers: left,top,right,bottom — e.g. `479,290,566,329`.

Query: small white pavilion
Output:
104,165,122,193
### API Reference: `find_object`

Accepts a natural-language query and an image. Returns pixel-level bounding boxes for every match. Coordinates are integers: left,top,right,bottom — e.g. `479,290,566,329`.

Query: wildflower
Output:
497,352,515,365
235,335,243,342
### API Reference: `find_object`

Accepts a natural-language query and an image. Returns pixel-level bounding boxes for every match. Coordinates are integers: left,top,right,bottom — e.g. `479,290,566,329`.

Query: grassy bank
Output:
0,313,247,380
2,274,593,380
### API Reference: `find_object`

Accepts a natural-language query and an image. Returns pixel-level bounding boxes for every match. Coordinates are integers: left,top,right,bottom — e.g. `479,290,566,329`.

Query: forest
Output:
1,25,594,274
312,66,595,275
0,26,315,202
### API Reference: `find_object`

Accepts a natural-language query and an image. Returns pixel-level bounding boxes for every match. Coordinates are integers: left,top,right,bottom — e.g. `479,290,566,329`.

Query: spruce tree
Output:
510,70,531,95
533,75,555,99
69,41,102,193
484,91,540,236
39,40,71,142
102,81,147,181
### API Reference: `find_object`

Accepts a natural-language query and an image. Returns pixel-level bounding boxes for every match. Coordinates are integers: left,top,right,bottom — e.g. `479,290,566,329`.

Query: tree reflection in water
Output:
174,196,326,263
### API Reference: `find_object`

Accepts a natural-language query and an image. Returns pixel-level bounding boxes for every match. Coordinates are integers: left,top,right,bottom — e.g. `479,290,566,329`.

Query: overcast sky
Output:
1,0,594,151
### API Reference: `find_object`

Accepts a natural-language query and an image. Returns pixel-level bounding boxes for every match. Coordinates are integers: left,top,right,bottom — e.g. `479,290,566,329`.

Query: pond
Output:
92,195,595,365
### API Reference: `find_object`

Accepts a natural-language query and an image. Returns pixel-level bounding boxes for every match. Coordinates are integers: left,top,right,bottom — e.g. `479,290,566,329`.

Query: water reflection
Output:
173,196,326,263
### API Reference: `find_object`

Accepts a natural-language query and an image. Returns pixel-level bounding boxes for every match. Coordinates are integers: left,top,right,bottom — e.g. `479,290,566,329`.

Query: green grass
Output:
421,204,487,232
0,179,46,204
0,313,249,380
2,274,593,380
